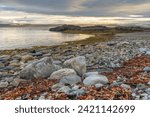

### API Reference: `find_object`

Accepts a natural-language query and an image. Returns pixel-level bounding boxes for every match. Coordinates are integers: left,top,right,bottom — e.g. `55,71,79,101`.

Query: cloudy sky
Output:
0,0,150,25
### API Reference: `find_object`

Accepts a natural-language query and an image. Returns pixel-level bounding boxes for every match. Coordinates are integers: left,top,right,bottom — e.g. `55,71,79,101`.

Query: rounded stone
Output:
0,81,9,88
60,75,81,85
83,74,108,86
49,68,77,80
121,84,131,89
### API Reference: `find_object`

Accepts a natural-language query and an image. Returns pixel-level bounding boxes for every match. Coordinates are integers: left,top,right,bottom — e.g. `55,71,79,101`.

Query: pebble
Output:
131,93,136,97
32,52,43,56
0,81,9,88
38,96,46,100
21,55,34,62
51,83,64,91
58,86,71,94
0,62,4,68
146,51,150,55
10,78,24,87
136,84,146,90
68,88,86,97
121,84,131,89
143,67,150,72
15,97,22,100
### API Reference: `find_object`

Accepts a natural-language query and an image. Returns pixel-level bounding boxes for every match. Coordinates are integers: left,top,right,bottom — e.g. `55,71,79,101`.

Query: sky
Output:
0,0,150,25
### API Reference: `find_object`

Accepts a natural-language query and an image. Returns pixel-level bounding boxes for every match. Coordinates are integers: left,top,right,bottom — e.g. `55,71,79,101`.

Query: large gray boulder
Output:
63,56,86,76
20,57,61,79
83,74,108,86
49,68,76,80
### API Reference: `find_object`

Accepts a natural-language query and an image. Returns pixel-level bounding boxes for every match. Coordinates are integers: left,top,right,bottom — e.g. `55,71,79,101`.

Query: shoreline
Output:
0,28,150,100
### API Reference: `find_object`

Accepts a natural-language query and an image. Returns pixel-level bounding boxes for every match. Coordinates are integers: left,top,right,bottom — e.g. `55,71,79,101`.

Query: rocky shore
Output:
0,28,150,100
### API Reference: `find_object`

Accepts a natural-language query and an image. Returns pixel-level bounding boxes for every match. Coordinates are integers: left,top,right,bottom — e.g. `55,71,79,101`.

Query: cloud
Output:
68,0,95,12
111,2,150,14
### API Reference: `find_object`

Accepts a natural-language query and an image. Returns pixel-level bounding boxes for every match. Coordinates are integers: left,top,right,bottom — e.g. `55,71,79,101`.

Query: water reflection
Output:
0,26,91,50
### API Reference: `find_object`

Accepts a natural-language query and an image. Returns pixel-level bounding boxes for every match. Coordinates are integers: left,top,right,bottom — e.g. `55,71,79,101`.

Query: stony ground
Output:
0,31,150,100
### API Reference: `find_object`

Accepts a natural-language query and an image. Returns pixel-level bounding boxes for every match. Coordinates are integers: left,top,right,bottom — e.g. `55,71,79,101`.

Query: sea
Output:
0,26,90,50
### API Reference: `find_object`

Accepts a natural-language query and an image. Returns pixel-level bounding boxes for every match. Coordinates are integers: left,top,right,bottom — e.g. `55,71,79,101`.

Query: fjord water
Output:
0,26,90,50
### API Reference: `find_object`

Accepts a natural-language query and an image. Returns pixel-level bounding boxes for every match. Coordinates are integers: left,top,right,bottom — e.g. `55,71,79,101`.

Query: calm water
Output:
0,26,91,50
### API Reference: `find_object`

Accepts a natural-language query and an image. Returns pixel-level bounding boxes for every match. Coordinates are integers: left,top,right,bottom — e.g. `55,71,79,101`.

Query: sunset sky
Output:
0,0,150,25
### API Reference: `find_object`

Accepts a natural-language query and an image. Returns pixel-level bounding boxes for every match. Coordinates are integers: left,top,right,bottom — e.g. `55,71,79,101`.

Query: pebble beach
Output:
0,30,150,100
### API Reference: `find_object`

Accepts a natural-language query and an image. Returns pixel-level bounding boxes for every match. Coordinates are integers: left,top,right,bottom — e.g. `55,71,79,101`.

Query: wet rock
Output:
49,68,76,80
0,81,8,88
83,74,108,86
64,56,86,76
20,57,61,79
121,84,131,89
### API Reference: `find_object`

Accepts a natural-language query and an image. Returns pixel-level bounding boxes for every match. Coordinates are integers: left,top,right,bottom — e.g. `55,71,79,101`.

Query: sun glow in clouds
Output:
0,10,150,26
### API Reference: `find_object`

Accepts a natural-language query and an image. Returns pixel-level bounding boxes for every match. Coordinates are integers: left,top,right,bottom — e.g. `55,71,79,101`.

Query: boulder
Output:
60,75,81,85
49,68,76,80
20,57,61,79
83,74,108,86
63,56,86,76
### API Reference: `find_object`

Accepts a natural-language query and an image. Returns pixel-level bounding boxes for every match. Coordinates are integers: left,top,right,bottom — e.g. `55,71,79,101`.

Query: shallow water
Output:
0,26,91,50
